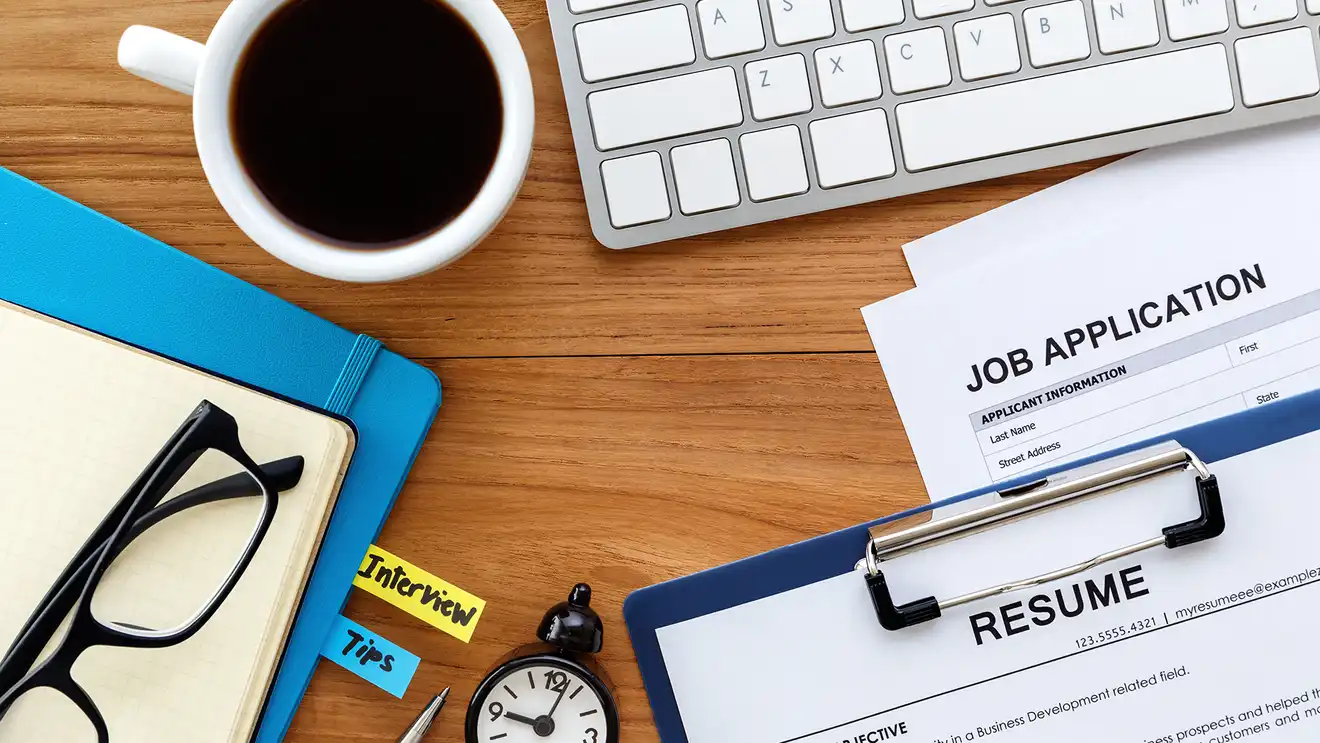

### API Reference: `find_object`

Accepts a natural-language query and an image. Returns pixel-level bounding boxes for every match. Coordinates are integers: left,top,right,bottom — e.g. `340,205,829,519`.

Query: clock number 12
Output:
543,670,570,693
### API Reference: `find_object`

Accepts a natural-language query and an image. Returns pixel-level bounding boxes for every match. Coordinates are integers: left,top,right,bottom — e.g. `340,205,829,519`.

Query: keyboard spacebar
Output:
896,45,1235,171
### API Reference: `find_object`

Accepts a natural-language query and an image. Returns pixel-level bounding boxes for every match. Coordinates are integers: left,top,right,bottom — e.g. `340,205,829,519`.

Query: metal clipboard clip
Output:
860,441,1226,631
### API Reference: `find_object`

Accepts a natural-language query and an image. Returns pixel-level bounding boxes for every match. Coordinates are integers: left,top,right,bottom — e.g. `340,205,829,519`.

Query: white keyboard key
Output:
1163,0,1229,39
746,54,813,120
1235,0,1297,25
841,0,905,30
588,68,743,150
745,55,814,120
569,0,642,14
953,14,1022,80
768,0,836,45
815,40,883,106
740,126,810,200
1093,0,1160,53
884,28,953,93
1310,0,1320,14
672,139,742,213
914,0,975,19
697,0,766,59
1236,28,1320,106
575,6,696,83
809,109,897,187
1024,1,1091,67
897,45,1234,170
601,152,671,227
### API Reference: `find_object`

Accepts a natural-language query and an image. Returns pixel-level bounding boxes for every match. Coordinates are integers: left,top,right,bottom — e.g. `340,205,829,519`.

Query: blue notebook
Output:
625,391,1320,743
0,167,441,742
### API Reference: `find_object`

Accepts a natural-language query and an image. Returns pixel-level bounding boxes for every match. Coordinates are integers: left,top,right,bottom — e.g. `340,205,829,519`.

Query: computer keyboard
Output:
545,0,1320,248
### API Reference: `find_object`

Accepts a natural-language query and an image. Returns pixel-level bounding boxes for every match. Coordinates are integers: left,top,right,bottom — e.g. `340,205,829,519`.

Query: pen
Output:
397,688,449,743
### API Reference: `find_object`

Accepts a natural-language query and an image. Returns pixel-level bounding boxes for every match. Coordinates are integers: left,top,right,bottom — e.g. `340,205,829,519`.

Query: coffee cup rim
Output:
192,0,533,283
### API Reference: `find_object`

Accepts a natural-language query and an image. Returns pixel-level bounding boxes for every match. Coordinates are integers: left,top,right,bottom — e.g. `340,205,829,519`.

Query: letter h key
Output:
857,441,1226,630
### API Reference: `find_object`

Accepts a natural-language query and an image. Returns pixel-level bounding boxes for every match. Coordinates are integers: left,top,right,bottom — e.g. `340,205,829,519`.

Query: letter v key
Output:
953,14,1020,81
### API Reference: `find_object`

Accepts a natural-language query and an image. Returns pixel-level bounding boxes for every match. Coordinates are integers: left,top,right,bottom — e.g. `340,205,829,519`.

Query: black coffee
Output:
232,0,503,245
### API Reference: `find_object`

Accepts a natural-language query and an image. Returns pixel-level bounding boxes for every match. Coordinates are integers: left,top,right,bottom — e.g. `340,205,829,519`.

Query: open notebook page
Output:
0,301,354,743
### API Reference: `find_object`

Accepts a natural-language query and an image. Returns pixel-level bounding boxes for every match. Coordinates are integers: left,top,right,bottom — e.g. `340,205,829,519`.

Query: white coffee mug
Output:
118,0,534,283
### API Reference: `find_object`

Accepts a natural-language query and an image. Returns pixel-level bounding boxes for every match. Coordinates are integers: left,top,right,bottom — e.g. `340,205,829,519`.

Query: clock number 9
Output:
584,728,599,743
488,702,504,722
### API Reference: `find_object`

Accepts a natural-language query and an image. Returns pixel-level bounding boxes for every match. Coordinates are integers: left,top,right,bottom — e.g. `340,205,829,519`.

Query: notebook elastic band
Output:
325,334,383,415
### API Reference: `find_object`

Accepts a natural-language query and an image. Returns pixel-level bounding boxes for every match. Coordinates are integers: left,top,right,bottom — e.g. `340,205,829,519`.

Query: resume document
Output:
656,434,1320,743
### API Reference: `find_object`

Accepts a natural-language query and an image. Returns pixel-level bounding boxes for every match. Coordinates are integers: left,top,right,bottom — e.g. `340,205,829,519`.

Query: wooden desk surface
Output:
0,2,1104,740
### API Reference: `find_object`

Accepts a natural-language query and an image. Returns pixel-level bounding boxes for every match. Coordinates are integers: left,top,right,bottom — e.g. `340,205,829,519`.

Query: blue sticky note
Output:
320,615,421,698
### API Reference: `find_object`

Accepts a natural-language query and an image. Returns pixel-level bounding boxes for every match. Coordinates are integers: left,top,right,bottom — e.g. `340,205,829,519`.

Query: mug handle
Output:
118,26,205,96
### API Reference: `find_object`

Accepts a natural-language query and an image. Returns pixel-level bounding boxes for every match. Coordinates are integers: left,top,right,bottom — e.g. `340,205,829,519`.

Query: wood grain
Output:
0,0,1095,741
292,353,926,743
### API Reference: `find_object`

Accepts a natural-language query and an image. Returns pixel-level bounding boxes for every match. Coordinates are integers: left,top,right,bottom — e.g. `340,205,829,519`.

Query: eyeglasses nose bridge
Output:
53,676,111,743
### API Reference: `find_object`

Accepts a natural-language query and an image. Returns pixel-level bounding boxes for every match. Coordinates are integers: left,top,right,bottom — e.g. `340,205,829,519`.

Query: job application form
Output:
656,433,1320,743
862,171,1320,501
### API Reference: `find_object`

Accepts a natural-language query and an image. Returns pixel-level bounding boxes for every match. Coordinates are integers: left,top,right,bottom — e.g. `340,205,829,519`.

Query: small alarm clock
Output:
466,584,619,743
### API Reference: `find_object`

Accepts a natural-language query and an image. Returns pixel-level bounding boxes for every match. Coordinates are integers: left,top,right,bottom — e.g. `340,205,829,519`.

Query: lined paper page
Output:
0,301,352,743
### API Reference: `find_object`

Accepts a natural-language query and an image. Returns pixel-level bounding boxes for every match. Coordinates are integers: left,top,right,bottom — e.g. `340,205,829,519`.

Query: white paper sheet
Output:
901,119,1320,287
863,123,1320,501
658,434,1320,743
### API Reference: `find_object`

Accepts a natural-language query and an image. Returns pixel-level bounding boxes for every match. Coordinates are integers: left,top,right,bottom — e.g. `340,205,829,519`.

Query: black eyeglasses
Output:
0,400,304,742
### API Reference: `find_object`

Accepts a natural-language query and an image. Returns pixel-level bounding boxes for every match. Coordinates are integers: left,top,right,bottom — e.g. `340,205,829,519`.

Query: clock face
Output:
472,658,614,743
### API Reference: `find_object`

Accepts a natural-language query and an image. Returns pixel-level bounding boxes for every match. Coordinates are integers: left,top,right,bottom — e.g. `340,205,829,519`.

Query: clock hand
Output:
546,685,569,719
504,711,539,726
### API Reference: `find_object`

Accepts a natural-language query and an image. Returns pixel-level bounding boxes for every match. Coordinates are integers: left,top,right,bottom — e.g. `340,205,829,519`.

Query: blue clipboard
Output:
623,390,1320,743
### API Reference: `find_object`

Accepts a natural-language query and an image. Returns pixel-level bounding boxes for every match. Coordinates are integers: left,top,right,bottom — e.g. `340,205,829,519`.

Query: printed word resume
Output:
654,435,1320,743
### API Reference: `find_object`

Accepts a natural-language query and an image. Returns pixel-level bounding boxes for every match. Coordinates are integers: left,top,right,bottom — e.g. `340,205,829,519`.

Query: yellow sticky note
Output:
353,545,486,643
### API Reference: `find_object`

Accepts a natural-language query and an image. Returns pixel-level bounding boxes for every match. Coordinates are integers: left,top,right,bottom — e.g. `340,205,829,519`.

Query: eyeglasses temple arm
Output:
121,456,304,540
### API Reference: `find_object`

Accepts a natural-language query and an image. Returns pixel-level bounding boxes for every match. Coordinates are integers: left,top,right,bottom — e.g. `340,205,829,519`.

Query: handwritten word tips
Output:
320,615,420,698
354,544,487,643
